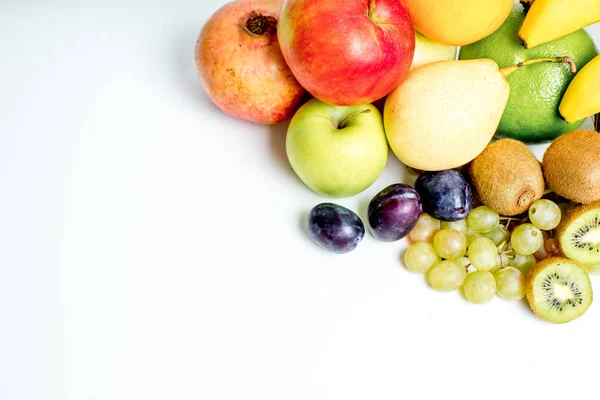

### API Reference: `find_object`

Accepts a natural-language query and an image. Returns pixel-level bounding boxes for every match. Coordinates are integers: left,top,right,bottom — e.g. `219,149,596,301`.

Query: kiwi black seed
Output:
542,130,600,204
526,257,592,324
556,201,600,266
469,138,544,216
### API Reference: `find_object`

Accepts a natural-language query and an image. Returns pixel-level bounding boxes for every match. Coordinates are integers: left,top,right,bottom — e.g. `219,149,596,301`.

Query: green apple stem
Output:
368,0,376,19
339,108,371,129
499,56,577,77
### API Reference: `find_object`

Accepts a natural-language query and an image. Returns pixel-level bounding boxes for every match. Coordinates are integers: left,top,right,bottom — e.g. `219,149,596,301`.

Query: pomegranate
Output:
195,0,307,124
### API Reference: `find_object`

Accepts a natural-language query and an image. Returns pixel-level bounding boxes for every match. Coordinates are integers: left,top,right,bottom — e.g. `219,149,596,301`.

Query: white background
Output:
1,1,599,399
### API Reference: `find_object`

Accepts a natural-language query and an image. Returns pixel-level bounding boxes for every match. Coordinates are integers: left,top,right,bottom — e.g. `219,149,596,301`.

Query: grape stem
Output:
497,240,509,252
543,188,554,196
500,216,528,230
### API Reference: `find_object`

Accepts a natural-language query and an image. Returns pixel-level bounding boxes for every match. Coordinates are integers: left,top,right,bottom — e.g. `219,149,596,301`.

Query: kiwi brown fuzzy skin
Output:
555,201,600,266
542,130,600,204
525,257,591,323
469,139,544,216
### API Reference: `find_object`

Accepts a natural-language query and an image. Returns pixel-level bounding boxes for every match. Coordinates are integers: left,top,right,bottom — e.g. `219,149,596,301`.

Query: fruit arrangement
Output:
195,0,600,324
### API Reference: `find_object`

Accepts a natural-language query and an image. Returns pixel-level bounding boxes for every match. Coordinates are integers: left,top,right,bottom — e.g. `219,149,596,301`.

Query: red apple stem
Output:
339,108,372,129
368,0,376,19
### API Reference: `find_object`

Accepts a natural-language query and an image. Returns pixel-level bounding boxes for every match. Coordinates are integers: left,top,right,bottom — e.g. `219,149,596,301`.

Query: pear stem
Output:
368,0,376,19
499,56,577,77
339,108,371,129
595,114,600,133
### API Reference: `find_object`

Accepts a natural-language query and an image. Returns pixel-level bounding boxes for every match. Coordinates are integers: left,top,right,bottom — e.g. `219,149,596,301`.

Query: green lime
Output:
459,5,598,143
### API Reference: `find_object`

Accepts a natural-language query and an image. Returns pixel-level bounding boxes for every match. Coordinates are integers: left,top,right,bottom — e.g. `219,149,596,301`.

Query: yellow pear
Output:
402,0,513,46
384,57,576,171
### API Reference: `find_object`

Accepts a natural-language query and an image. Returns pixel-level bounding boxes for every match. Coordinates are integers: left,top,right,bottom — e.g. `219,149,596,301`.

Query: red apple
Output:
195,0,307,124
278,0,415,106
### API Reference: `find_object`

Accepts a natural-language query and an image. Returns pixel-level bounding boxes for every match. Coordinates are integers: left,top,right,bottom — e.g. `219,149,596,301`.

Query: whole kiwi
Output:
542,130,600,204
469,139,544,216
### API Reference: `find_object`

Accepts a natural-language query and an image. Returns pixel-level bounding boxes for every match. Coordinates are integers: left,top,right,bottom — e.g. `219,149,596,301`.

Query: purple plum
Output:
308,203,365,254
415,170,472,222
368,184,422,241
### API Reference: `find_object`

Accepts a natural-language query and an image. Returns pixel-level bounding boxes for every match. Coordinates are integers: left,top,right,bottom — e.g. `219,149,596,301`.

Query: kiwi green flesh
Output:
561,210,600,266
531,261,592,324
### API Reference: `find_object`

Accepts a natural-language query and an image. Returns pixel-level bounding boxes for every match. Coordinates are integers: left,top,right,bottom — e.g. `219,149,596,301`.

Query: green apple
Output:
410,31,457,72
286,98,388,198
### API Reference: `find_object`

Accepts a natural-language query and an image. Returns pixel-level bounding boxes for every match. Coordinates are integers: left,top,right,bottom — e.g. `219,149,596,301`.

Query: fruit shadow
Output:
516,297,535,316
266,92,313,181
358,197,373,238
299,209,310,237
268,121,296,179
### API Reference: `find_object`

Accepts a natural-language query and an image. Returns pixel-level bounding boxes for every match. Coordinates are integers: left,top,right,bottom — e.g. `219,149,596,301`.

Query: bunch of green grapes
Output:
404,199,564,305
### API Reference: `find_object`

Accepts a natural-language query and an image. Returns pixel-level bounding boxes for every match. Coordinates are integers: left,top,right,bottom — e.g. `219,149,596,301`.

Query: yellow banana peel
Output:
559,55,600,124
519,0,600,49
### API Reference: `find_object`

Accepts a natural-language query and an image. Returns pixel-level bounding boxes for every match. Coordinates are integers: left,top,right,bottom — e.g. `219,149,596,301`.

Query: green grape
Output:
533,231,551,261
408,213,441,243
511,223,544,256
498,242,509,255
467,237,501,271
545,238,559,254
466,232,483,247
509,254,536,276
457,256,471,269
494,267,526,300
528,199,562,231
499,252,510,269
482,225,510,247
462,271,497,304
404,242,440,273
467,206,500,233
433,229,467,260
488,260,503,273
428,260,467,292
458,256,479,273
441,219,468,235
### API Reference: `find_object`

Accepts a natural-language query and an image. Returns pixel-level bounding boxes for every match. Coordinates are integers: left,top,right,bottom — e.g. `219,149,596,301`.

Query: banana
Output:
559,55,600,124
518,0,600,49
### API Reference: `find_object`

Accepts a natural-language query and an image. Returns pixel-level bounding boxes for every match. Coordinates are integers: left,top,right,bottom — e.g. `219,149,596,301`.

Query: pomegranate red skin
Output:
195,0,307,124
278,0,415,106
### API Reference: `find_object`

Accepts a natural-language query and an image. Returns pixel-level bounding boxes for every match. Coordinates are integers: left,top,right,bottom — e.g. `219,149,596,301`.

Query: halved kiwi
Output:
556,201,600,266
526,257,592,324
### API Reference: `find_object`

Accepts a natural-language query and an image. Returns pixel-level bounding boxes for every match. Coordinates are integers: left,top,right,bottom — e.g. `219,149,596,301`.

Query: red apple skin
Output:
195,0,307,124
278,0,415,106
